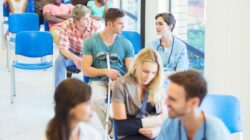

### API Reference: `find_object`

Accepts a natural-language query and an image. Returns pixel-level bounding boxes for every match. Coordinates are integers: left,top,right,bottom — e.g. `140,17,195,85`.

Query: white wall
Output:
205,0,250,138
145,0,169,45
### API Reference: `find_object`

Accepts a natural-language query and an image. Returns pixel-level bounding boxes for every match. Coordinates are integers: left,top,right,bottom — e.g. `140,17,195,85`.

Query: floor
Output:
0,42,56,139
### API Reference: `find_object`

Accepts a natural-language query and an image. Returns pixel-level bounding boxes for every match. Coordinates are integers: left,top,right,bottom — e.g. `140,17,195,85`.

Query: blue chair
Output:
122,31,141,54
26,0,35,13
6,13,39,70
3,3,10,18
44,19,50,31
200,94,242,139
10,31,53,103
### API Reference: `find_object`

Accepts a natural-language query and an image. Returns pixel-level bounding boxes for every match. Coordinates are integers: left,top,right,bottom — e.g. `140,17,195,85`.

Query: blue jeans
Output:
55,53,75,88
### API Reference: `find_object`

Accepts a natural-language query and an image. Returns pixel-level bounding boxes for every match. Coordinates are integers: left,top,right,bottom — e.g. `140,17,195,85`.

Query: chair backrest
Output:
122,31,141,54
25,0,35,13
3,4,10,17
200,94,242,133
8,13,39,33
15,31,53,57
44,19,50,31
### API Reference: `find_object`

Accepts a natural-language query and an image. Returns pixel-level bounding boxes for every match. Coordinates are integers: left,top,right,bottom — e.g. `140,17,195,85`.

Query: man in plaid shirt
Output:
55,5,99,87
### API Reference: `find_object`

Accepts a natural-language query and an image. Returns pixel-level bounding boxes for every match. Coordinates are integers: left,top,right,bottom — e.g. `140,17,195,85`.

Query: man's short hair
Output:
155,13,176,31
71,4,90,21
168,70,207,105
104,8,124,25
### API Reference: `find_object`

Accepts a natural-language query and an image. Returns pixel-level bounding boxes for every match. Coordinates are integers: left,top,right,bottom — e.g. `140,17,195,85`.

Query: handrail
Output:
177,37,204,58
123,10,138,21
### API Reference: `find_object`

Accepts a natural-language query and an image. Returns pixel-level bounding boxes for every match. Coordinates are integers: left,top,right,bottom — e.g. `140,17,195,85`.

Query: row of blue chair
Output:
6,13,40,71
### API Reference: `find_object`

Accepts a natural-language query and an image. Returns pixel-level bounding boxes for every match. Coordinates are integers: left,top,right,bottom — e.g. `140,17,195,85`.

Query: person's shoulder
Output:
173,37,187,49
205,114,231,139
118,34,129,42
116,75,135,87
162,117,178,128
63,18,74,25
115,75,127,86
147,38,160,49
206,114,224,125
79,122,102,140
43,3,54,9
87,0,94,6
85,33,99,42
90,18,100,27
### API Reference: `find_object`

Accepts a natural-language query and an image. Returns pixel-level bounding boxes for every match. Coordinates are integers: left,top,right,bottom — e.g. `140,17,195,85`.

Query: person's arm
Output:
21,0,28,13
176,45,189,71
125,57,134,71
112,80,143,136
4,0,8,6
138,104,167,139
124,39,135,71
82,55,121,79
58,22,82,70
44,12,64,23
55,13,72,20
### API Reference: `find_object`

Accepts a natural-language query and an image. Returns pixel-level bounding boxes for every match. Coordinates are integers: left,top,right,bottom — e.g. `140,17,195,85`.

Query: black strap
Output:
114,118,142,136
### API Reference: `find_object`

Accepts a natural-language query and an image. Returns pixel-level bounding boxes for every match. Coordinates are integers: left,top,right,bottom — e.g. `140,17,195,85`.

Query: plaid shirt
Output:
58,18,99,55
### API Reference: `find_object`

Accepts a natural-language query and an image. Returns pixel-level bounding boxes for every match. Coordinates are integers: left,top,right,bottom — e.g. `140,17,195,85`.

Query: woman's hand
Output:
139,128,157,139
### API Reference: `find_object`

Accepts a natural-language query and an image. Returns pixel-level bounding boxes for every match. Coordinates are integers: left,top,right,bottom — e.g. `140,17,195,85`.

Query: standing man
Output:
82,8,135,132
43,0,74,45
156,70,230,140
55,5,99,87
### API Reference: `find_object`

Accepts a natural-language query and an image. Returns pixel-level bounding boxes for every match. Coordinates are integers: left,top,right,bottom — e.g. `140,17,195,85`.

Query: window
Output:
170,0,205,72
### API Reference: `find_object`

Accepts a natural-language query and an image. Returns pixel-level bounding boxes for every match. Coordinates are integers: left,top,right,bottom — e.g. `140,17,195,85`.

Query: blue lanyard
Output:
178,111,207,140
157,36,175,65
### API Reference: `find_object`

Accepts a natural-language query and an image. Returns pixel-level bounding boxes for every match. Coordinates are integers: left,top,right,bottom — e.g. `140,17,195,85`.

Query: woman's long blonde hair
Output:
127,48,164,104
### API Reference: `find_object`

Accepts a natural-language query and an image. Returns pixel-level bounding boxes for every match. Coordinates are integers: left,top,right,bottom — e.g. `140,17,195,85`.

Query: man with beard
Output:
156,70,230,140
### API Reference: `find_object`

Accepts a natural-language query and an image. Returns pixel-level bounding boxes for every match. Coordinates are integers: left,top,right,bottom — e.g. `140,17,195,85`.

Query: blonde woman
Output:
112,48,167,140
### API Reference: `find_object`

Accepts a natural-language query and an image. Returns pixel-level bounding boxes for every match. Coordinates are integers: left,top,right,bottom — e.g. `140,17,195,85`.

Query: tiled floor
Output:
0,45,56,140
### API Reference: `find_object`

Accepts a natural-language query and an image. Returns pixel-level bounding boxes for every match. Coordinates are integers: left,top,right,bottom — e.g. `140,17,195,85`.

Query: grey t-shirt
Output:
112,74,162,117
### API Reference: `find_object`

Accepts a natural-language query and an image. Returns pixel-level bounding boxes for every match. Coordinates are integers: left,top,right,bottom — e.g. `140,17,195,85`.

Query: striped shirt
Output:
58,18,99,55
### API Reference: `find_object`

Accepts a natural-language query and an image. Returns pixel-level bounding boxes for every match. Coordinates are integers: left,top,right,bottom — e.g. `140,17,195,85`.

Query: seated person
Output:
4,0,27,13
112,48,167,140
43,0,74,45
87,0,112,21
82,8,135,135
87,0,112,29
147,13,189,78
156,70,230,140
55,5,99,87
34,0,53,25
45,78,102,140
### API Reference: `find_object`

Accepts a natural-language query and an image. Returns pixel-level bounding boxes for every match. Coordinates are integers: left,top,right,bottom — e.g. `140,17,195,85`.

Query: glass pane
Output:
119,0,140,32
171,0,205,72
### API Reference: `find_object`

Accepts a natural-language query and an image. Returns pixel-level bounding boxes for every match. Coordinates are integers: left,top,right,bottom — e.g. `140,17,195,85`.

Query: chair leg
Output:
10,66,15,104
6,40,10,72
